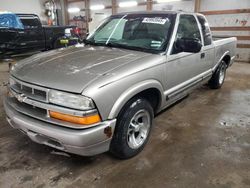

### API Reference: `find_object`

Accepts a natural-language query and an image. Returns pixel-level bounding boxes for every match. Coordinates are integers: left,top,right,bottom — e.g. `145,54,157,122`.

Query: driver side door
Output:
164,14,207,100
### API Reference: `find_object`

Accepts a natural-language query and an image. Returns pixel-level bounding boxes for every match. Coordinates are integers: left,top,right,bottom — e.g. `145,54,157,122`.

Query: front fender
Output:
108,79,164,119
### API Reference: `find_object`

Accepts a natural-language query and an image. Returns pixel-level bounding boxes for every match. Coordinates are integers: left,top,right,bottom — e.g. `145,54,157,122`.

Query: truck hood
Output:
11,46,150,93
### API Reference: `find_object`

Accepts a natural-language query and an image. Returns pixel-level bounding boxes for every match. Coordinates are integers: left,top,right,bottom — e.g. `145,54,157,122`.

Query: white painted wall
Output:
89,0,112,32
153,0,194,12
117,5,146,13
68,1,85,20
201,0,250,62
201,0,250,11
89,9,112,33
117,0,146,13
0,0,47,22
90,0,111,7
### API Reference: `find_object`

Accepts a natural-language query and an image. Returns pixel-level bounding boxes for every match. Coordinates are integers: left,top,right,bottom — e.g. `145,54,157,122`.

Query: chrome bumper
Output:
3,97,116,156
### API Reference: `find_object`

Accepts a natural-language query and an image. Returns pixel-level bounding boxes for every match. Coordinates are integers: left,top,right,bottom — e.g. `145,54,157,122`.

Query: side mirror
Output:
175,38,202,53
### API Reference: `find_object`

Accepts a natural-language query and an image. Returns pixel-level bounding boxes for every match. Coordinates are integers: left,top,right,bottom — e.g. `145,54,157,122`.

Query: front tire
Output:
209,60,227,89
110,97,153,159
53,39,62,49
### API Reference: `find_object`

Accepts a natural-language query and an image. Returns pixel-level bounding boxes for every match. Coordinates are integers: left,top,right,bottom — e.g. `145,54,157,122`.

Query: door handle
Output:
201,52,205,59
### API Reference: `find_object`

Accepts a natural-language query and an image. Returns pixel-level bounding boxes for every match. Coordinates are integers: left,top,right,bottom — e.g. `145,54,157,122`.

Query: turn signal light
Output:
49,111,101,126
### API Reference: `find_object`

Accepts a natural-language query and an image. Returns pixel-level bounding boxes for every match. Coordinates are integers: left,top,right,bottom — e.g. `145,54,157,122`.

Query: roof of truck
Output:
15,13,39,17
114,10,188,16
0,12,39,17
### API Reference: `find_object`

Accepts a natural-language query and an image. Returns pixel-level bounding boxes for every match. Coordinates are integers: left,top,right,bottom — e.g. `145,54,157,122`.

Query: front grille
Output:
7,77,97,129
7,96,89,129
10,77,48,102
9,97,47,117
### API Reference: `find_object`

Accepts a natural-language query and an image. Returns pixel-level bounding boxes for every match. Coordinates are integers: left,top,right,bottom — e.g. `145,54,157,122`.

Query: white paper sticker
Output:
142,17,168,25
151,41,162,48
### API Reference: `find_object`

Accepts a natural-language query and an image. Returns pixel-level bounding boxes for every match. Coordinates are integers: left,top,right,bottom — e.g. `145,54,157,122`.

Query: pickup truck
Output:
0,13,78,56
4,11,237,159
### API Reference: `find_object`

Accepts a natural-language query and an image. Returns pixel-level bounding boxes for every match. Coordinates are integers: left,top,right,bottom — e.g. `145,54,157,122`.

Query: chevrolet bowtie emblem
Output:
17,94,27,103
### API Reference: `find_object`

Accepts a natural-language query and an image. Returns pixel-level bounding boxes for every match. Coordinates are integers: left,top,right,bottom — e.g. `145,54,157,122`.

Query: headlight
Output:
49,90,95,110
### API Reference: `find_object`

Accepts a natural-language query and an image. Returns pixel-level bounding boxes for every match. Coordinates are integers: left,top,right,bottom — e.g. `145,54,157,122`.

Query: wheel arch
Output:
222,54,231,67
213,51,231,72
108,80,164,119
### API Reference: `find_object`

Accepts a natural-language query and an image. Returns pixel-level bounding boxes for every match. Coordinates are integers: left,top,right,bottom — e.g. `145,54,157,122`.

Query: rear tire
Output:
209,60,227,89
110,97,153,159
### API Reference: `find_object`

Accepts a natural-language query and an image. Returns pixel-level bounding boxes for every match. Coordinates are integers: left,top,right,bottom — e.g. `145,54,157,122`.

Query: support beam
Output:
112,0,117,15
237,44,250,49
210,26,250,31
213,35,250,41
194,0,201,13
63,0,69,25
200,9,250,15
84,0,90,33
146,0,153,11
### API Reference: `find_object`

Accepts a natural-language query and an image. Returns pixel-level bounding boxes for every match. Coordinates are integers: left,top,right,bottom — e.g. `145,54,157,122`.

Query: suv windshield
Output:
86,14,176,53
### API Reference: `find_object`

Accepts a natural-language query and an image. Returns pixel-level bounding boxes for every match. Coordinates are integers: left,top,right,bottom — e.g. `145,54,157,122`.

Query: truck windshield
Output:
86,14,176,53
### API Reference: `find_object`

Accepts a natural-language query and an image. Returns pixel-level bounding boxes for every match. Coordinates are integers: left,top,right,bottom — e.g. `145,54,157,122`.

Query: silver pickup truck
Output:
4,11,237,159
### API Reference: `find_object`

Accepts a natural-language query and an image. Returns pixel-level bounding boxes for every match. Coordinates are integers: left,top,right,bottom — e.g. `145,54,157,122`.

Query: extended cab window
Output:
197,15,212,46
172,14,201,54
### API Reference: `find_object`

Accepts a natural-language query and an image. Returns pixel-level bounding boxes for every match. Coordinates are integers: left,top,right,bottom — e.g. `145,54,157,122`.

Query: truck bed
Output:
213,37,237,67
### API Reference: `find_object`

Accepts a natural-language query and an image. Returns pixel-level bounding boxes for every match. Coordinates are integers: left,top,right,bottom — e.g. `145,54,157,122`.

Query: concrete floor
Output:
0,60,250,188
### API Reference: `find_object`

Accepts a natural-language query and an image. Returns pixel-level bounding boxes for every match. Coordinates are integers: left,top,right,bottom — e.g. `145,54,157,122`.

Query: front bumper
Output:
3,97,116,156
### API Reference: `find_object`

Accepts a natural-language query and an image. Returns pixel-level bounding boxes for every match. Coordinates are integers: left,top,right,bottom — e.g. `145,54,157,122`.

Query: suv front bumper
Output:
4,97,116,156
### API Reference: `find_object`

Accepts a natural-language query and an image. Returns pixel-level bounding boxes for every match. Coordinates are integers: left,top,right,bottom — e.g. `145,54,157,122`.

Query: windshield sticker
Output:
151,41,162,48
142,17,168,25
151,41,162,44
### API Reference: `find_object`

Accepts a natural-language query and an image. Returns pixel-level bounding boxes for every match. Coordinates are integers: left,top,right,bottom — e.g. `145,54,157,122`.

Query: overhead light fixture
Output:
119,1,138,8
68,7,80,13
90,5,105,10
157,0,182,3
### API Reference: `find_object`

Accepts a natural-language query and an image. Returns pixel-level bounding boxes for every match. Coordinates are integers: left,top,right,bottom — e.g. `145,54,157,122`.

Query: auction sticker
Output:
142,17,168,25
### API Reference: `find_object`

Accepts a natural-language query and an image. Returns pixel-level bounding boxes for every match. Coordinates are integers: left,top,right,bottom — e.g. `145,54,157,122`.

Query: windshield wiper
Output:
83,39,95,45
84,40,156,53
106,42,156,53
84,39,113,47
105,41,126,48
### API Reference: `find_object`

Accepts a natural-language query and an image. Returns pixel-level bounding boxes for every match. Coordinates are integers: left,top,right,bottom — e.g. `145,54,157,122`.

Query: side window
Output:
197,15,212,46
172,14,201,54
20,17,41,28
176,15,201,41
